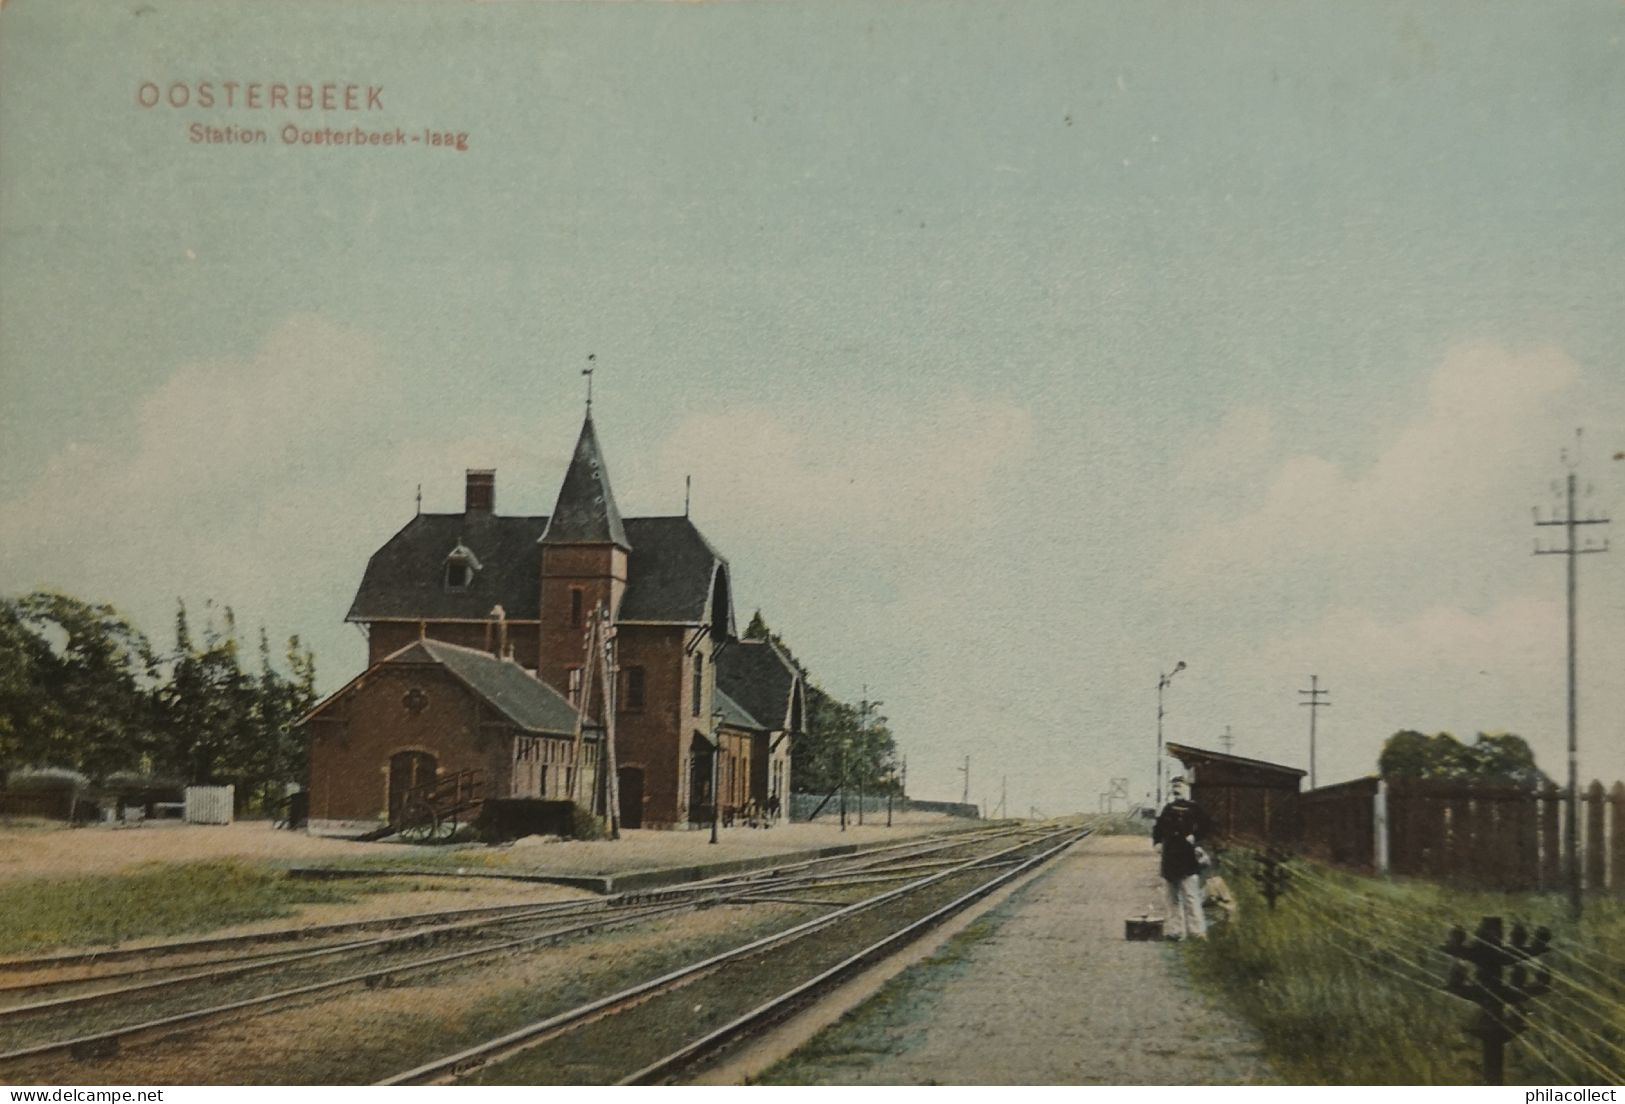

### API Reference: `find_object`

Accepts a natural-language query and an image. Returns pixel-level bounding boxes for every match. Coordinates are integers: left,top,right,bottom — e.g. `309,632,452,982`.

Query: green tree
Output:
1378,729,1546,787
281,634,318,782
158,600,253,786
744,610,902,798
0,598,55,776
2,593,161,779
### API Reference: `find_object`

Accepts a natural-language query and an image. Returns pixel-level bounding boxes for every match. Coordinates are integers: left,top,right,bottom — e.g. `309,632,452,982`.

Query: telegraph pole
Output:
1534,429,1611,919
958,755,970,806
1298,676,1331,790
1156,661,1187,806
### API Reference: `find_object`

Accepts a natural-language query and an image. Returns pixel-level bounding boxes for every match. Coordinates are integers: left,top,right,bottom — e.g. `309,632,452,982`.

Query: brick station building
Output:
303,408,799,833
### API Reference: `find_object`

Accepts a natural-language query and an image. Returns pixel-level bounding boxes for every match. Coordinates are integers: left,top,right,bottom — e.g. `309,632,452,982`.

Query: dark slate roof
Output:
717,640,798,731
619,516,727,625
714,687,764,732
348,512,730,628
1165,742,1308,779
540,414,631,550
347,513,548,621
395,639,579,735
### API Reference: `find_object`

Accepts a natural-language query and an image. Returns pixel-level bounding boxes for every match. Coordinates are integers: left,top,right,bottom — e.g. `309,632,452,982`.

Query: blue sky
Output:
2,0,1622,812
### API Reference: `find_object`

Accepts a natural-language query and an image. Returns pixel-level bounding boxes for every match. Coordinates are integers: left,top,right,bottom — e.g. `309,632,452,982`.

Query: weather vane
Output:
583,353,595,408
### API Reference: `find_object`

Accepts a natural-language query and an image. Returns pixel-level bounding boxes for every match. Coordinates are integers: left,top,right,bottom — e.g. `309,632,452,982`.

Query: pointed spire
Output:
540,411,631,549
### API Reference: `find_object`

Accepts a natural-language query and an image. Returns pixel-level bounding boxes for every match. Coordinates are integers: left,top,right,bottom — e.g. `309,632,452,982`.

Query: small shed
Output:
1165,743,1305,845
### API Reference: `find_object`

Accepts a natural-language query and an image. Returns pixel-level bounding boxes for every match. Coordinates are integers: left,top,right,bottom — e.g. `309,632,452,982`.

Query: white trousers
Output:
1164,874,1206,939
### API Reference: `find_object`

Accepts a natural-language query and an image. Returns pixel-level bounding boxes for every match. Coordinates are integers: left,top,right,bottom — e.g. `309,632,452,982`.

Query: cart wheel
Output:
397,798,438,843
433,813,458,842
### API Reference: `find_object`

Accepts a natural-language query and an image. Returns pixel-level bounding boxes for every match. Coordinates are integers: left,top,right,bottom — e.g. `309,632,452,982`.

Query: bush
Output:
102,770,185,791
5,767,91,792
570,804,609,840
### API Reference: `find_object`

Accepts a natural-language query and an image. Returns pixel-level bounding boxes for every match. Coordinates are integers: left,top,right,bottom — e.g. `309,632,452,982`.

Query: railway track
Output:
0,824,1017,1002
0,823,1039,1078
381,823,1090,1086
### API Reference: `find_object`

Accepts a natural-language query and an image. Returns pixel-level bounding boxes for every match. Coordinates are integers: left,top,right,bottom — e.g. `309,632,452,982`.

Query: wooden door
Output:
618,767,644,829
389,751,437,823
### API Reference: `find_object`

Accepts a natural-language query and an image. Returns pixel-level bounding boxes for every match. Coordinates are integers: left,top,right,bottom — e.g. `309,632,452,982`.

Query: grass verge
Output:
0,860,410,955
1186,851,1625,1085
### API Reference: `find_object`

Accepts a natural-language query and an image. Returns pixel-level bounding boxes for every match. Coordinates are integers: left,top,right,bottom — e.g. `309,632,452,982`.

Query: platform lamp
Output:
709,707,726,845
1156,660,1187,807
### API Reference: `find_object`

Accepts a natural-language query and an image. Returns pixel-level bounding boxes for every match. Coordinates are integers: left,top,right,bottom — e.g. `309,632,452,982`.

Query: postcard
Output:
2,0,1622,1088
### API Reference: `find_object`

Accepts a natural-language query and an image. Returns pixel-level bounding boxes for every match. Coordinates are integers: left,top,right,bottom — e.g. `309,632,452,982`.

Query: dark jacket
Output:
1152,797,1215,880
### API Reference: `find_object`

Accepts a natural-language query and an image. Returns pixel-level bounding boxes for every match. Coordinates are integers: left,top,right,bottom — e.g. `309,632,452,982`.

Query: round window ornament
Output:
403,687,429,716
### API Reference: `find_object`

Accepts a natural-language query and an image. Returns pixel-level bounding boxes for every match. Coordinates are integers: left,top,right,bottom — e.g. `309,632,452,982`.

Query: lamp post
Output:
709,708,725,846
1156,661,1187,808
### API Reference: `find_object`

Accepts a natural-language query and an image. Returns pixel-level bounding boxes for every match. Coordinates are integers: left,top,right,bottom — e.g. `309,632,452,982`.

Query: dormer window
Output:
443,541,482,593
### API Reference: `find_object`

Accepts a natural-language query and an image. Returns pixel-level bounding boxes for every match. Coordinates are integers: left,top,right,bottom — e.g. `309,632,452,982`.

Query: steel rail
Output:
6,827,1029,1015
0,828,998,980
0,832,1002,1000
687,825,1024,892
0,894,600,976
378,825,1080,1086
0,898,697,1069
0,893,655,1019
620,826,1089,1084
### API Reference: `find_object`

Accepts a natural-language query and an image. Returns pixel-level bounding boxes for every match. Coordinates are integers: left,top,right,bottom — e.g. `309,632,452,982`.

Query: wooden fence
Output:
1299,776,1625,893
1300,777,1379,871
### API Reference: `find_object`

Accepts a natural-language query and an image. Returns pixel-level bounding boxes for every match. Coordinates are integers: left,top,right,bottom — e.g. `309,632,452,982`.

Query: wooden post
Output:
1387,778,1412,876
1585,780,1607,894
1610,781,1625,896
1374,779,1390,876
1539,783,1563,890
1443,787,1470,884
599,610,621,839
1513,789,1540,892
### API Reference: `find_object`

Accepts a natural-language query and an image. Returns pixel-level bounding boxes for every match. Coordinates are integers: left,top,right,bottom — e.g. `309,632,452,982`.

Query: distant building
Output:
303,409,799,833
716,639,805,820
1165,742,1304,845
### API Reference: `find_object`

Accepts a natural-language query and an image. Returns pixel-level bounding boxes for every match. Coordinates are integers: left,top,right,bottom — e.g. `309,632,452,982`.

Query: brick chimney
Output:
486,604,507,659
465,469,495,513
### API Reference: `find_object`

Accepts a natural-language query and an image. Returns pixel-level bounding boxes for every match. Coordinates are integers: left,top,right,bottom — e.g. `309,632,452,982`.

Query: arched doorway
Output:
618,767,645,829
388,750,437,824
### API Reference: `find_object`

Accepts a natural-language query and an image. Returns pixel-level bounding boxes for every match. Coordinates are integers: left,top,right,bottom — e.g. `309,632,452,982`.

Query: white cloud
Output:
0,316,410,668
1162,342,1592,595
1149,341,1625,788
628,392,1036,545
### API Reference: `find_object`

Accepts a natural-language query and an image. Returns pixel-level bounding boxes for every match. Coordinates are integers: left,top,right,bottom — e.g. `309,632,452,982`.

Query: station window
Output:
621,666,646,712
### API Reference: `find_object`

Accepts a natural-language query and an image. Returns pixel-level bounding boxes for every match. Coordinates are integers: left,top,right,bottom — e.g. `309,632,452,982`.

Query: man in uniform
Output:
1152,776,1216,941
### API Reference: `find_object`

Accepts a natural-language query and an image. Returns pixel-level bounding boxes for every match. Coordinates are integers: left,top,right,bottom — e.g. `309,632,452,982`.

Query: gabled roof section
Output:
717,639,800,732
714,687,765,732
618,516,731,626
347,513,547,621
304,638,576,735
540,413,631,550
415,639,579,735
